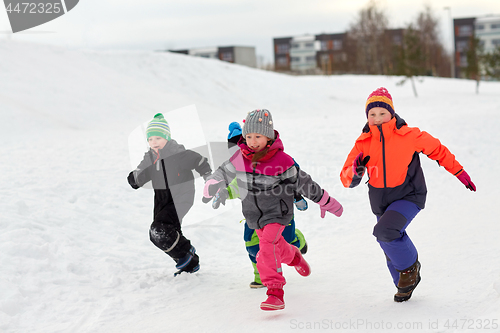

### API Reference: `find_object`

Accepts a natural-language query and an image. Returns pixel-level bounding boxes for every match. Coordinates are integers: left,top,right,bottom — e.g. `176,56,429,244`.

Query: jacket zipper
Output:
161,159,169,189
252,165,263,229
378,125,387,188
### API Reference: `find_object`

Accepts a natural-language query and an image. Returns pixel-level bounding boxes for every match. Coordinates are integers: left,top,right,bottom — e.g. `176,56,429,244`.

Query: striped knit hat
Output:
146,113,171,140
365,87,395,117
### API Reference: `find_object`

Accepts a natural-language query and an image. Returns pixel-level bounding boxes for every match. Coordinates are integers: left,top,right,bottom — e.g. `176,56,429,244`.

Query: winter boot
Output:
394,260,421,302
250,282,265,288
260,288,285,311
300,241,308,255
249,262,265,288
288,245,311,277
174,246,200,276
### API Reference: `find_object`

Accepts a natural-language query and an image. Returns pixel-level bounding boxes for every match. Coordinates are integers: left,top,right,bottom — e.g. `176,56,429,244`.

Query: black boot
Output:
394,261,421,302
174,246,200,276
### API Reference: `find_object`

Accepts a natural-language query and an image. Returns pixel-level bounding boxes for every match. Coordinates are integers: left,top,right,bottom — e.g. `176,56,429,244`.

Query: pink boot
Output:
260,288,285,311
289,246,311,277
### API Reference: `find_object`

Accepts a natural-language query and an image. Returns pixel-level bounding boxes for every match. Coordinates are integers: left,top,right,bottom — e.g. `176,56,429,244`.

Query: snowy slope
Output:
1,40,499,333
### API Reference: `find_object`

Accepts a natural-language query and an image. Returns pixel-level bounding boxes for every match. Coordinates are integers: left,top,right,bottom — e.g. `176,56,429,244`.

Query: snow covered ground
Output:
1,40,499,333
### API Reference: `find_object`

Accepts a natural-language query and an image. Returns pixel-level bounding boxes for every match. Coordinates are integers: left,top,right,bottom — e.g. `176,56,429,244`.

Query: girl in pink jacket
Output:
203,109,343,311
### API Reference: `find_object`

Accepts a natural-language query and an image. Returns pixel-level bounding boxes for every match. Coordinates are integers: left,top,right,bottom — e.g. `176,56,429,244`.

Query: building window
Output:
333,39,343,50
305,42,314,48
291,57,301,63
458,25,473,37
492,39,500,46
320,40,328,50
460,54,467,67
277,56,288,67
476,24,484,30
277,43,289,55
456,40,468,52
221,52,233,62
491,24,500,30
320,54,330,64
306,56,316,62
291,43,300,49
392,35,402,45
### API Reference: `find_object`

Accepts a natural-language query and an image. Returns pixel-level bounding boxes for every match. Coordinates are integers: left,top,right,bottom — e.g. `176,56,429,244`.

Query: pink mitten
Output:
203,179,223,198
317,190,343,218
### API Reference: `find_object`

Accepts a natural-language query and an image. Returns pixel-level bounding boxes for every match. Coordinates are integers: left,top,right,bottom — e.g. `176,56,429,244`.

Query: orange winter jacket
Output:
340,114,464,216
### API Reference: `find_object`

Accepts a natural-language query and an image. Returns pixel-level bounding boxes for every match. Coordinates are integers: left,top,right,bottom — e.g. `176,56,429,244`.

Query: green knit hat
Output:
146,113,171,140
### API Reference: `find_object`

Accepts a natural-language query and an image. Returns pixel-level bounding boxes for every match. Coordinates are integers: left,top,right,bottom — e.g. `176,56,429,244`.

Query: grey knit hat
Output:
242,109,275,139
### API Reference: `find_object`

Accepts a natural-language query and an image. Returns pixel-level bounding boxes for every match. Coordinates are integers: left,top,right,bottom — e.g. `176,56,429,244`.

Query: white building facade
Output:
289,35,320,73
475,15,500,53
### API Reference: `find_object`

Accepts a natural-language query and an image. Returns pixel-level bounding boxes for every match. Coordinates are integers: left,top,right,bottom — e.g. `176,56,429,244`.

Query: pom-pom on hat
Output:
242,109,275,140
146,113,171,141
365,87,395,118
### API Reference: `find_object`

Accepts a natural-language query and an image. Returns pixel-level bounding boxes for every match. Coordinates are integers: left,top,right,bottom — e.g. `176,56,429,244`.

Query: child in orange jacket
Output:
340,87,476,302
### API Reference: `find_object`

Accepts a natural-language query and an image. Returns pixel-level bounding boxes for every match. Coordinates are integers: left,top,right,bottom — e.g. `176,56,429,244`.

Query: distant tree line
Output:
311,0,500,95
465,35,500,94
327,1,451,96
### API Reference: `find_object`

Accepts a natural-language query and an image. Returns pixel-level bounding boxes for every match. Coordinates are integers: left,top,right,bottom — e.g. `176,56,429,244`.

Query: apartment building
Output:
289,35,320,73
274,29,404,74
475,16,500,53
169,46,257,68
273,37,293,71
453,15,500,78
316,33,348,74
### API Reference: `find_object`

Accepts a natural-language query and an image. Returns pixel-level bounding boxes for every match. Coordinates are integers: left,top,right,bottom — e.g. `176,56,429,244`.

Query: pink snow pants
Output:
256,223,296,289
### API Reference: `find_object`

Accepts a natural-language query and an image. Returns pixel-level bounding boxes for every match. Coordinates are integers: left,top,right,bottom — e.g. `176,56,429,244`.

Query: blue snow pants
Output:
373,200,421,285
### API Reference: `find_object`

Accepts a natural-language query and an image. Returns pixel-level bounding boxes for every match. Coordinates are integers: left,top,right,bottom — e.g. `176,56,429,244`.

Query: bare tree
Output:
347,0,391,74
414,5,450,77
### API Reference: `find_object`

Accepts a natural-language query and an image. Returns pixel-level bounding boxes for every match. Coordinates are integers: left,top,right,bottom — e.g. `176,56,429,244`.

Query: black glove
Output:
353,153,370,177
212,189,229,209
128,172,139,189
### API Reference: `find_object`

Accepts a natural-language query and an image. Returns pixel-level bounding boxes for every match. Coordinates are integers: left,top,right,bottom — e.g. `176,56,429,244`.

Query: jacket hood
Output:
237,130,284,153
151,139,186,159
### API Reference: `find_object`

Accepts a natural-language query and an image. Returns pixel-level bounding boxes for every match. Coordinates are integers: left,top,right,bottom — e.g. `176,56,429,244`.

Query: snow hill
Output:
1,40,499,333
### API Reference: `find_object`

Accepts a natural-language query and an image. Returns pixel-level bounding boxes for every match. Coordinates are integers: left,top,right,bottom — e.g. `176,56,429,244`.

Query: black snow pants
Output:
149,189,199,271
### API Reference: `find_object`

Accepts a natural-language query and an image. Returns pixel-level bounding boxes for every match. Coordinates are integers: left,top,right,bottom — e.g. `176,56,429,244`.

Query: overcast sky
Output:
1,0,500,64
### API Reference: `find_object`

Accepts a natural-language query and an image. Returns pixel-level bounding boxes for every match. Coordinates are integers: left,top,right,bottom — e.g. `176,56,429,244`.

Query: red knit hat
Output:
365,87,395,117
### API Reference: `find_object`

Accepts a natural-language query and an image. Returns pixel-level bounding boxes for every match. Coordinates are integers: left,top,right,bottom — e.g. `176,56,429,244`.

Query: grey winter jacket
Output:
131,139,211,221
208,131,323,230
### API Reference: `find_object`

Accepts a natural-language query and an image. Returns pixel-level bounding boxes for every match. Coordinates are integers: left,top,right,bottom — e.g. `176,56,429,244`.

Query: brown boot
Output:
394,261,421,302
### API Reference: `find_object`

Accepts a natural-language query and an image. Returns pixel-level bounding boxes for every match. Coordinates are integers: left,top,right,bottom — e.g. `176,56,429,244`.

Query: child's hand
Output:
212,189,229,209
317,190,343,218
294,198,308,211
203,179,226,206
353,152,370,177
127,172,139,189
457,170,476,191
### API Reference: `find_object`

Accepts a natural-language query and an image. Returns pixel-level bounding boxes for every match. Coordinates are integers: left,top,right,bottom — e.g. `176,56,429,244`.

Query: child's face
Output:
148,136,168,152
367,107,392,126
245,133,269,152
